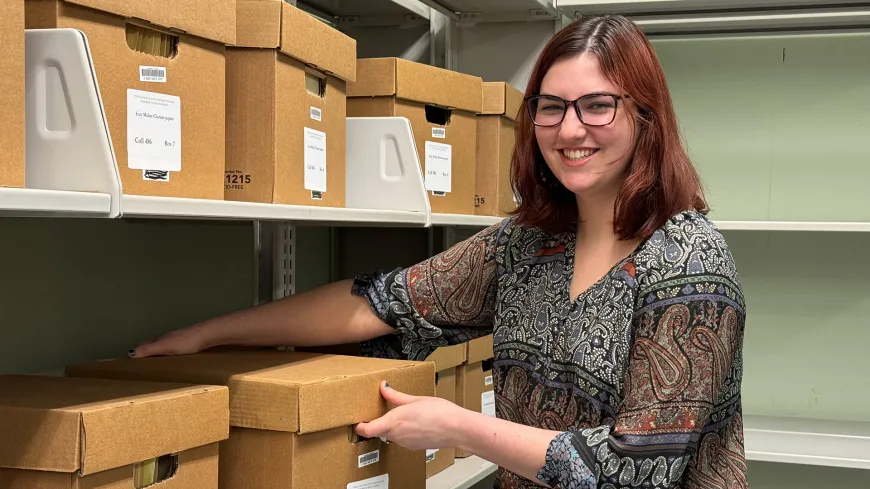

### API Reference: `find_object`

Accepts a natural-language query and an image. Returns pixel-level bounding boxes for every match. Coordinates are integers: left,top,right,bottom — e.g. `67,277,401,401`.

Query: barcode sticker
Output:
485,375,493,386
482,390,496,417
426,449,438,462
432,127,446,139
348,474,388,489
424,141,452,193
140,66,166,83
358,450,380,468
310,106,322,121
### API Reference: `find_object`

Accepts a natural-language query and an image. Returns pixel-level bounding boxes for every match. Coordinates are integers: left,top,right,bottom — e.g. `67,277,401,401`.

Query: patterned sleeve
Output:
352,221,503,362
537,258,746,488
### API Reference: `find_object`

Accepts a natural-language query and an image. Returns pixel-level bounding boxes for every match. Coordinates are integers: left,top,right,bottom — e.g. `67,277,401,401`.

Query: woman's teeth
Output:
562,149,596,160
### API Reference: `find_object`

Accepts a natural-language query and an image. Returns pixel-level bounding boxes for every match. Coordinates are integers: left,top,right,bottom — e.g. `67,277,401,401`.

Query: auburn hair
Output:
510,15,707,240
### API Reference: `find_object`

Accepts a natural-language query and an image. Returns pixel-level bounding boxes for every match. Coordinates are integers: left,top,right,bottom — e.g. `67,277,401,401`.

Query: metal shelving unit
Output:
421,0,559,23
427,456,498,489
297,0,431,27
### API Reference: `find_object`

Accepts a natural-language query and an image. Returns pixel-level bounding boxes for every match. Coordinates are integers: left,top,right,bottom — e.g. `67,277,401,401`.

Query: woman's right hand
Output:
129,325,208,358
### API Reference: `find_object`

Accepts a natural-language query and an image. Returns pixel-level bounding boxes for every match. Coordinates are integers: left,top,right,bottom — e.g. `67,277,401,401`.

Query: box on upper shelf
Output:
476,82,523,217
25,0,235,200
0,375,228,488
456,334,495,458
65,350,433,489
225,1,355,207
0,1,25,190
348,58,483,215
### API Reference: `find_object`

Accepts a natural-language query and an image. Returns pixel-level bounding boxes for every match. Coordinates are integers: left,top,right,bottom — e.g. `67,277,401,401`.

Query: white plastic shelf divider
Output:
25,28,122,218
714,221,870,232
431,214,503,227
744,415,870,470
427,456,498,489
0,188,111,217
421,0,559,22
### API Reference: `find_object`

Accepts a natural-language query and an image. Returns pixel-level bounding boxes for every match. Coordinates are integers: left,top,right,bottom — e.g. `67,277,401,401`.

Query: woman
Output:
132,15,747,489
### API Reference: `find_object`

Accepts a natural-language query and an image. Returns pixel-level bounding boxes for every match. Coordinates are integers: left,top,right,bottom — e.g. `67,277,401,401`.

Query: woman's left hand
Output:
355,381,466,451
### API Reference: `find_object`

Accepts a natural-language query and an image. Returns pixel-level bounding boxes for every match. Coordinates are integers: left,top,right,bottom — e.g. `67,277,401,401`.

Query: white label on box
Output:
426,449,438,462
358,449,380,468
142,170,169,182
127,89,181,171
432,127,446,139
310,106,322,121
304,127,327,192
424,141,452,193
485,375,493,386
482,390,496,417
348,474,388,489
139,66,166,83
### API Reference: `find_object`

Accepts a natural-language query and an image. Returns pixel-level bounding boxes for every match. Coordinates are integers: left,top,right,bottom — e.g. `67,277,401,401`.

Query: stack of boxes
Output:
1,1,25,190
9,0,523,217
456,335,496,458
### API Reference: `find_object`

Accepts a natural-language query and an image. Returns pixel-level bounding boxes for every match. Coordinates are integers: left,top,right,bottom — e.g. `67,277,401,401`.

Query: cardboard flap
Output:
67,352,435,434
425,344,466,372
0,376,229,474
279,3,356,82
65,0,236,45
467,335,494,364
235,0,282,48
482,82,524,121
350,58,483,113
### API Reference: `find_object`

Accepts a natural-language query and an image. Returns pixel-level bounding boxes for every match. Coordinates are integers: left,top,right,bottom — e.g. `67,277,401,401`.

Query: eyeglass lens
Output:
528,95,618,127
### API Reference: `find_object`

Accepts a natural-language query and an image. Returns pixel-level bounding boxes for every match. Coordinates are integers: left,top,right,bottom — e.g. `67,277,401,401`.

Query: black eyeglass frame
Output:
524,93,630,127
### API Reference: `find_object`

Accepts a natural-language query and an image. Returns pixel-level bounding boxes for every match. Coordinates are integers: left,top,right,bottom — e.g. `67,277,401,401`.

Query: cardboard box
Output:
226,1,355,206
424,344,465,477
348,58,483,215
0,1,25,189
456,335,494,458
0,375,228,489
25,0,235,199
476,82,523,217
66,351,434,489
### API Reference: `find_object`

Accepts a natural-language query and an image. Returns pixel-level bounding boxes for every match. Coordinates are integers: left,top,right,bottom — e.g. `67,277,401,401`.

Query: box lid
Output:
66,351,435,435
0,375,229,475
425,344,465,372
482,82,525,122
235,0,356,82
348,58,483,113
66,0,235,45
467,335,494,364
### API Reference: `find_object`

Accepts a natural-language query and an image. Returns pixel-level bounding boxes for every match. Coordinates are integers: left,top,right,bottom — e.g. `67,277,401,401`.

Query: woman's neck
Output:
575,192,618,244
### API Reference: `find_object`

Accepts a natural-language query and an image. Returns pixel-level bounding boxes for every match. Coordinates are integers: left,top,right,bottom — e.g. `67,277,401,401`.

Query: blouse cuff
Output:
536,432,597,489
351,270,399,328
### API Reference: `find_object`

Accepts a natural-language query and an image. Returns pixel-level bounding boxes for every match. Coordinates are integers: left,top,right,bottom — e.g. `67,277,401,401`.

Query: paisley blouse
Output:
353,210,747,489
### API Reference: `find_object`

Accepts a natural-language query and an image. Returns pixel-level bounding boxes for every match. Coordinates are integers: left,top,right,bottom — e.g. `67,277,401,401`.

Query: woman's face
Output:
534,53,636,200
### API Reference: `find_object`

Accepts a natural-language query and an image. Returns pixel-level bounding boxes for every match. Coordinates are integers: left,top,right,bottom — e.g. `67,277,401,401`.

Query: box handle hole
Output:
425,105,452,126
133,454,178,488
305,72,327,98
126,23,179,59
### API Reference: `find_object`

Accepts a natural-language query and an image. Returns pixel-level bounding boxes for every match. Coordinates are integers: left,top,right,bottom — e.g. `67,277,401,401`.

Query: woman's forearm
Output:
197,279,395,349
451,408,561,485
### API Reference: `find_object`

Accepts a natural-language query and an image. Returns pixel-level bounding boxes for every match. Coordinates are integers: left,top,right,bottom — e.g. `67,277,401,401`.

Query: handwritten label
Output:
127,89,181,171
304,127,327,192
424,141,452,193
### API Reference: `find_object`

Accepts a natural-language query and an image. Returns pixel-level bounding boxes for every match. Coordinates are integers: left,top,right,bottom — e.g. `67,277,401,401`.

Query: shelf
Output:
297,0,430,27
556,1,870,35
431,213,503,227
0,188,111,218
714,221,870,232
122,195,428,226
422,0,559,23
427,456,498,489
744,415,870,470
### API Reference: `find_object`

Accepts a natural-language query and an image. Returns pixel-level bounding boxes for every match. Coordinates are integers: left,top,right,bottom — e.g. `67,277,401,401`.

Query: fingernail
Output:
384,382,390,389
127,349,136,358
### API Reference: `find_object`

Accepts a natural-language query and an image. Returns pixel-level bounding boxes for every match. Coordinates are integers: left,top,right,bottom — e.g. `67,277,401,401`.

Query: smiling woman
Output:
129,14,747,489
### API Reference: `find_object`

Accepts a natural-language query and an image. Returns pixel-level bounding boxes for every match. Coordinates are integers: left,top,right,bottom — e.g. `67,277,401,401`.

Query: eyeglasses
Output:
525,93,627,127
